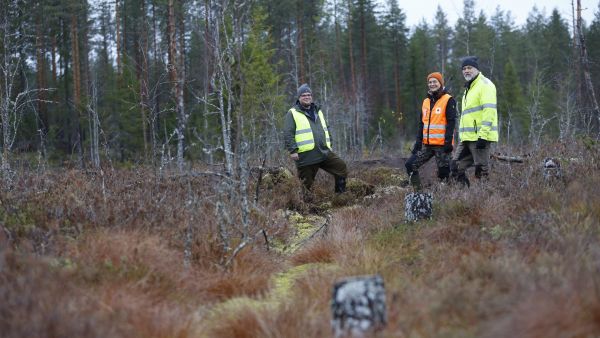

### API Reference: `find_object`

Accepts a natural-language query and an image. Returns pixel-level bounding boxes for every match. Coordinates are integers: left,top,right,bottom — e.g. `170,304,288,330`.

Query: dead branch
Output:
295,213,332,248
491,153,525,163
223,228,268,268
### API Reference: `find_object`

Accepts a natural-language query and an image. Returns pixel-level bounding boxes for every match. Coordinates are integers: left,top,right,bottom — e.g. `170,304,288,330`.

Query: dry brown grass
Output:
2,141,600,337
289,237,337,265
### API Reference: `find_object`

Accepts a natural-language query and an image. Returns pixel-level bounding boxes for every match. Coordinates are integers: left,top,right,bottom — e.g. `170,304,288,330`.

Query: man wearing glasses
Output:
284,83,348,200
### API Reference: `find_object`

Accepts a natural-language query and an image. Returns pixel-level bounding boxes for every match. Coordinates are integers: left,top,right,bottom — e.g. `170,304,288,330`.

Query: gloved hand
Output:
443,143,453,153
412,142,422,155
475,138,487,149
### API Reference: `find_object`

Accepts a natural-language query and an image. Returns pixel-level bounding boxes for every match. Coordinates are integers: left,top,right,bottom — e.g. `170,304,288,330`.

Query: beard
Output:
463,74,474,81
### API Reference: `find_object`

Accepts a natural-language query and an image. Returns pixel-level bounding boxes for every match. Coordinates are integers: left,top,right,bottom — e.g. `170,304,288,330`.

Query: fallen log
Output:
490,153,525,163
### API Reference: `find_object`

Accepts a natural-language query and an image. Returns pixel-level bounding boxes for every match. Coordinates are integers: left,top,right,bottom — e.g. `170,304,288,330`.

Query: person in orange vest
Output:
405,72,456,189
283,84,348,200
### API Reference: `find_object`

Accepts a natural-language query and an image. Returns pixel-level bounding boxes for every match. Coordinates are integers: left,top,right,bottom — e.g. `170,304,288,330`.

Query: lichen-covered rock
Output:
543,157,562,182
404,192,433,222
331,274,386,337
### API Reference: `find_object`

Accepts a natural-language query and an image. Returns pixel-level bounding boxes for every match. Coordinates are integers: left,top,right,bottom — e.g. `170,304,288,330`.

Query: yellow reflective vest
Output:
290,108,331,153
459,73,498,142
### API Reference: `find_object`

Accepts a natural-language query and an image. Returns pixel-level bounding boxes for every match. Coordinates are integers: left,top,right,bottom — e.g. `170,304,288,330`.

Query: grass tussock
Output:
203,248,281,300
289,236,337,265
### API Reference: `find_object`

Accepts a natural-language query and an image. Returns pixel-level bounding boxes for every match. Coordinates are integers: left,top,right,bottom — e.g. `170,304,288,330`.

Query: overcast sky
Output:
393,0,599,28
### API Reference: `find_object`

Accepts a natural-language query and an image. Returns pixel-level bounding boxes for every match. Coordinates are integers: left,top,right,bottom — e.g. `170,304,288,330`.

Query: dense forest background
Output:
2,0,600,170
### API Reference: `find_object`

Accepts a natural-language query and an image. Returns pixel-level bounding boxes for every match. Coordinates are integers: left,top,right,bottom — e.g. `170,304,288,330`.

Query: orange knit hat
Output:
427,72,444,87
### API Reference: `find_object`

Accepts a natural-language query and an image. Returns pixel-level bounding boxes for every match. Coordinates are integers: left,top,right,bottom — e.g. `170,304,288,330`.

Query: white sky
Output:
394,0,599,28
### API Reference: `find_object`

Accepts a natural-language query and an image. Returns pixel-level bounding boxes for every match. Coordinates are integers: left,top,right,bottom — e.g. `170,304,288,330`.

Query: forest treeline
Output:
1,0,600,170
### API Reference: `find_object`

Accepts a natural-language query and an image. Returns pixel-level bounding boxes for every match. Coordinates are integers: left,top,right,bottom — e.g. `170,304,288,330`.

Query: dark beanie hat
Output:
297,83,312,98
461,56,479,69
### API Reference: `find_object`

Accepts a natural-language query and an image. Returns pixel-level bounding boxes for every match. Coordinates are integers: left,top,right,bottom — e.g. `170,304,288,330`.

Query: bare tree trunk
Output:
71,15,81,108
571,0,582,106
393,45,401,118
139,0,149,160
233,4,246,154
346,0,358,149
35,18,48,135
333,1,347,100
211,0,234,176
346,0,356,98
151,0,160,164
296,9,305,84
203,0,212,164
576,0,600,128
51,36,57,85
89,77,100,168
71,14,83,167
358,5,368,153
115,0,122,75
167,0,186,171
360,5,367,87
0,24,12,174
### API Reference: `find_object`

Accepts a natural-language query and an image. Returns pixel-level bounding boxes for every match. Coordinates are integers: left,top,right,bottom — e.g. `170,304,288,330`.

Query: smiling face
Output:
299,93,313,107
428,78,442,92
462,65,480,81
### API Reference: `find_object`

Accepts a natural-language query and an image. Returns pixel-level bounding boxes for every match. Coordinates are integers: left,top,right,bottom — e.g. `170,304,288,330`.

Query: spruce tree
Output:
500,59,527,143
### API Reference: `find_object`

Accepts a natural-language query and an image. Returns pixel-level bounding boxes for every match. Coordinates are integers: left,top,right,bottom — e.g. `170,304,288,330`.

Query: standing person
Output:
453,56,498,186
405,72,456,189
283,84,348,199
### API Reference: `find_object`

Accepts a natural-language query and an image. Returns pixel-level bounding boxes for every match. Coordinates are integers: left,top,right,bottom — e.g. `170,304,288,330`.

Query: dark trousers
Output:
405,145,451,183
297,151,348,191
453,141,491,179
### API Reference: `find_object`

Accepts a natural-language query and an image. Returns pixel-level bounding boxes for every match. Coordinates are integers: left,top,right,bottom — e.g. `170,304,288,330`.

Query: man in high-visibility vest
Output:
453,56,498,187
283,84,348,198
405,72,456,189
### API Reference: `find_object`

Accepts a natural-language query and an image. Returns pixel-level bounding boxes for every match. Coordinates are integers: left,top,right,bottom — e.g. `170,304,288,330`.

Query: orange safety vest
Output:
421,93,452,146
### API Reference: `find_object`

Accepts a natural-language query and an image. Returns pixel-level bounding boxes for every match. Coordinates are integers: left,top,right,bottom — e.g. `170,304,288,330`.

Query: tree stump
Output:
331,274,386,338
404,192,433,222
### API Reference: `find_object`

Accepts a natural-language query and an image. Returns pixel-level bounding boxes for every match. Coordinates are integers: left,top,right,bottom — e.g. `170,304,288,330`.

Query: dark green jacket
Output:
283,101,330,167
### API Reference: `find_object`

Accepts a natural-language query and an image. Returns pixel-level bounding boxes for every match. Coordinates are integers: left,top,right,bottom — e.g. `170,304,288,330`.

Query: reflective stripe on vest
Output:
460,74,499,142
290,108,332,153
422,94,451,146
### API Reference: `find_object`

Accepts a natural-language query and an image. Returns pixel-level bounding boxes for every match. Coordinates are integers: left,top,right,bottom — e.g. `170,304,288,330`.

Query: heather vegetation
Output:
2,0,600,336
2,141,600,337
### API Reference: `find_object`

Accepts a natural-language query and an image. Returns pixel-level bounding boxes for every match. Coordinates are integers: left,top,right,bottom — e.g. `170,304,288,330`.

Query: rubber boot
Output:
475,165,488,180
456,172,470,188
335,176,347,193
450,160,459,179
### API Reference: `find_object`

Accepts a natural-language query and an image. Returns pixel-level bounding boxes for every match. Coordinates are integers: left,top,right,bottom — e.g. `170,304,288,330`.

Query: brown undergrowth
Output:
1,141,600,337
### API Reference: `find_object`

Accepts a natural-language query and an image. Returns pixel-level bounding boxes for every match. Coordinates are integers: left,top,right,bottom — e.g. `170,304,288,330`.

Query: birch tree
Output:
0,1,32,177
